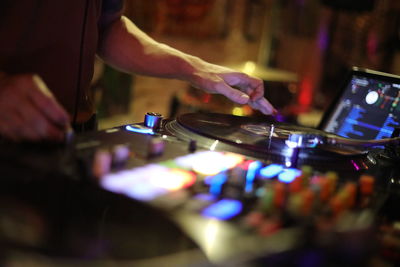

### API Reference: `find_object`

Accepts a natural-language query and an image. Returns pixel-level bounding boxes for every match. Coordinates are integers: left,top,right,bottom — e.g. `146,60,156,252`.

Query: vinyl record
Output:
165,113,369,171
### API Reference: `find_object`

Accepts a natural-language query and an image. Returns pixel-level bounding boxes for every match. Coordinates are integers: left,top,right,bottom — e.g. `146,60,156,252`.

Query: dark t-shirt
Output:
0,0,123,123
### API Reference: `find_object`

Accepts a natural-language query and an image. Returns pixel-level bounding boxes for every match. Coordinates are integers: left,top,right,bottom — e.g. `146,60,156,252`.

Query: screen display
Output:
322,73,400,140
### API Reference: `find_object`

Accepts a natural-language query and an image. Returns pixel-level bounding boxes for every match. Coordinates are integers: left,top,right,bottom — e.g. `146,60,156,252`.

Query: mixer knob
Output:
188,139,197,153
147,137,165,157
144,112,163,130
112,144,131,169
92,149,112,178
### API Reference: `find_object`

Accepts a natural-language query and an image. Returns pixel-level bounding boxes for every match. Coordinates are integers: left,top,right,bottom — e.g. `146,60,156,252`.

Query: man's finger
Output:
249,97,277,115
249,82,264,101
214,82,250,104
222,72,250,87
222,72,265,101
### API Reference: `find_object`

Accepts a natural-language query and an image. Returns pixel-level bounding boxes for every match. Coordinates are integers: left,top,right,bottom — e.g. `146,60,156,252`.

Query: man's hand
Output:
98,17,277,115
187,60,277,115
0,73,70,142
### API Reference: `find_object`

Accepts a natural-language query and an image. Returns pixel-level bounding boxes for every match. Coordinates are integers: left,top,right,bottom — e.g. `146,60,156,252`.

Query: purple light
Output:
101,164,178,201
317,25,329,51
273,112,286,122
351,160,360,171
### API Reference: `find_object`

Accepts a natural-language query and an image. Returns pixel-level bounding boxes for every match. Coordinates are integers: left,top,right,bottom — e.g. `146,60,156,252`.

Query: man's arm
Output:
98,16,276,115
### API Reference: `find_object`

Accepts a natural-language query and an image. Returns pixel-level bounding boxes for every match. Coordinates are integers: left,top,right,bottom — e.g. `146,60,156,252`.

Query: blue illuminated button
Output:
205,173,228,196
125,124,154,135
259,164,284,179
201,199,243,220
278,168,301,183
245,161,262,192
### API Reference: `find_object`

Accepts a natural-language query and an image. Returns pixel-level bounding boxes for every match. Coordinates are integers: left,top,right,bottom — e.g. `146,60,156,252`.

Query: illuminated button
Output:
342,182,357,208
300,189,315,215
273,182,286,208
289,176,303,193
125,124,154,135
205,173,228,196
359,174,375,195
326,171,338,194
201,199,243,220
278,168,301,183
192,151,243,175
150,169,196,190
245,161,262,192
318,177,330,202
260,188,274,213
125,182,166,201
259,164,284,179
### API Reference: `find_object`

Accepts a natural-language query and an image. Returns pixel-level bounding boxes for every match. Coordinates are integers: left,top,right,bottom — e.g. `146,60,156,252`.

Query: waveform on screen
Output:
375,115,399,139
337,106,366,138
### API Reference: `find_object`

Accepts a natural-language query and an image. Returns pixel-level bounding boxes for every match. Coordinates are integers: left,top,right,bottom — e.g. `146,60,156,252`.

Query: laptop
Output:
318,67,400,140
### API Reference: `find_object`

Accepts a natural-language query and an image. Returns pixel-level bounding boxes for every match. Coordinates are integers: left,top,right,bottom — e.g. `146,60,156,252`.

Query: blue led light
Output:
278,168,301,183
201,199,243,220
125,125,154,135
260,164,284,178
205,173,227,196
245,161,262,193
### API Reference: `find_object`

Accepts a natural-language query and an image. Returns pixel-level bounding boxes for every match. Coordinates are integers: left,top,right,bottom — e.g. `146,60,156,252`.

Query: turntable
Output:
164,112,370,172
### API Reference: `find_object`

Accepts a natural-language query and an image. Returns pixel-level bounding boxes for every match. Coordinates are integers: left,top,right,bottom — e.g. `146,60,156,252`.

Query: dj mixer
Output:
68,112,400,266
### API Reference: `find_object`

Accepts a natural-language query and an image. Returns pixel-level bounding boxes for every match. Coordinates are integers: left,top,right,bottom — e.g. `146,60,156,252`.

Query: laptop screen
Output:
319,67,400,140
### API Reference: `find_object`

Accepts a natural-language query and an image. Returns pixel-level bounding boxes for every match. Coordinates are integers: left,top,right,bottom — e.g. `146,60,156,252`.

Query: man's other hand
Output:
0,73,70,142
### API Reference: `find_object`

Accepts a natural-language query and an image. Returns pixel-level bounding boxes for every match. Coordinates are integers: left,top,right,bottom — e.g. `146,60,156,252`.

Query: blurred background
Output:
95,0,400,129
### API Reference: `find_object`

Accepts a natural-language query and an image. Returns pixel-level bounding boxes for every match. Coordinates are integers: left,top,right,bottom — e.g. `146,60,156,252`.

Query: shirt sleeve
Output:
99,0,124,28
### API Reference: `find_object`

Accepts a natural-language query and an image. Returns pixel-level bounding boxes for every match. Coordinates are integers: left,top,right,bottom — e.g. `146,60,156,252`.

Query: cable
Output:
72,0,90,126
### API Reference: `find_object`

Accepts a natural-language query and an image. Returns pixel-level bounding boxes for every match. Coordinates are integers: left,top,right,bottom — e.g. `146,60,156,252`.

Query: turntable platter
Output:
165,113,369,171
